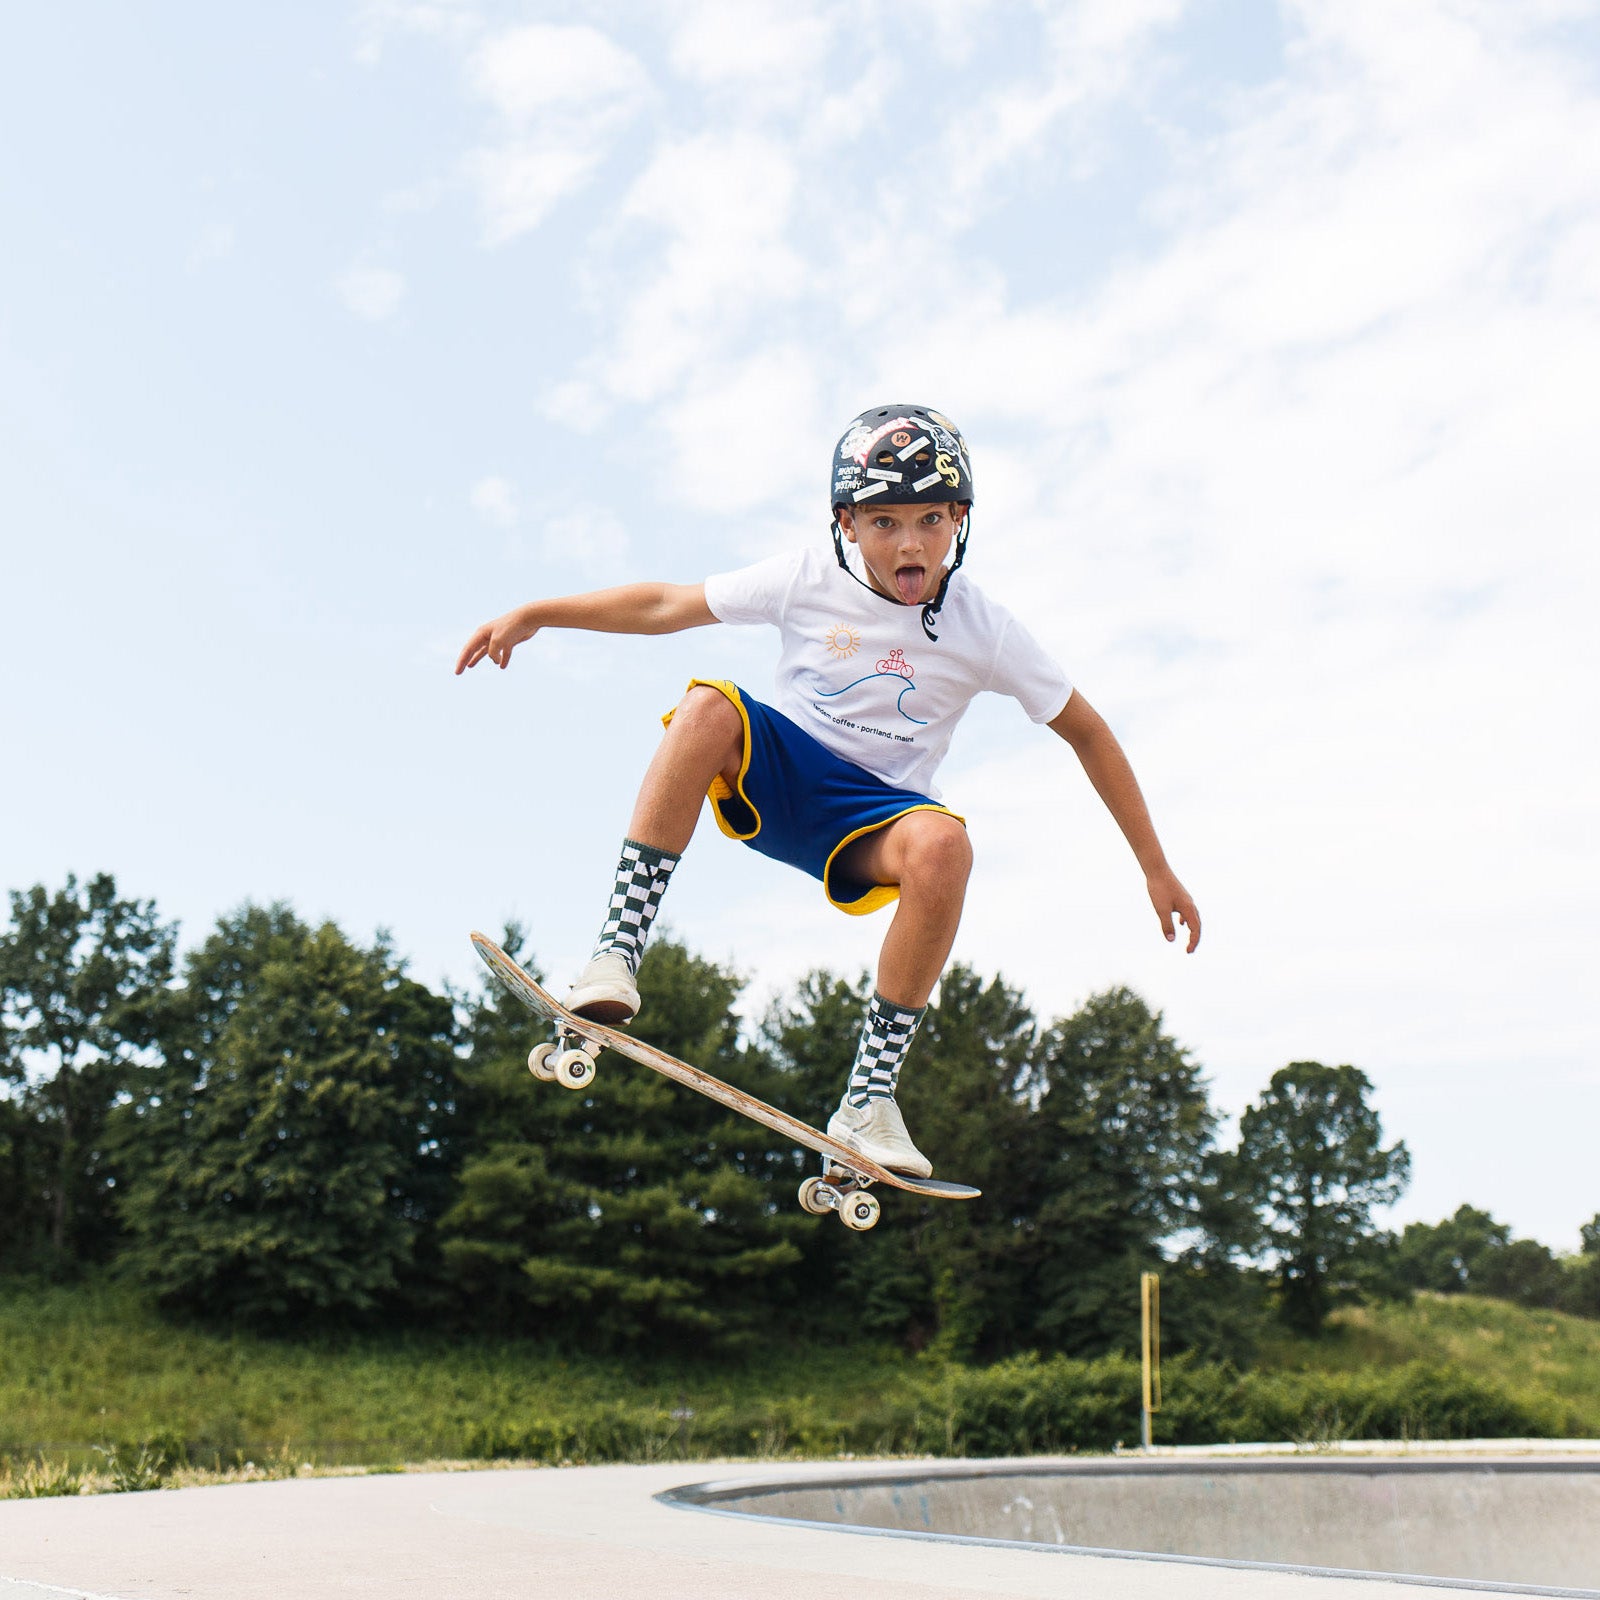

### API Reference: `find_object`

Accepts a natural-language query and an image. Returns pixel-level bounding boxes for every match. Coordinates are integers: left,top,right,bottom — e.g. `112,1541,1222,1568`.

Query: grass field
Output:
1255,1293,1600,1431
0,1278,920,1468
4,1278,1598,1490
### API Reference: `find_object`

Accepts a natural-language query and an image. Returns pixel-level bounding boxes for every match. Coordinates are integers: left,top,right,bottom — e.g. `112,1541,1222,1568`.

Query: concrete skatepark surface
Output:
2,1451,1597,1600
670,1457,1600,1591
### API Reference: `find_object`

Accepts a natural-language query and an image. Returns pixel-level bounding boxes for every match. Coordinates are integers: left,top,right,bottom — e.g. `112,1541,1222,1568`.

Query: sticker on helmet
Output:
890,430,912,447
911,471,944,492
935,451,960,489
896,436,931,460
865,468,903,482
849,418,918,467
852,481,890,500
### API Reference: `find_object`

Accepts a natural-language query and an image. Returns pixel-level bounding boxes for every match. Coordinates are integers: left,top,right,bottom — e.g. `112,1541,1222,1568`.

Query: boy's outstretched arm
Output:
454,582,717,673
1048,691,1201,953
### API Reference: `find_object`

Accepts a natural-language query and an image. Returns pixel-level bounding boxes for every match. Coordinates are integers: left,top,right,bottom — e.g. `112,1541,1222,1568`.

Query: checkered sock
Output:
592,838,680,976
845,992,927,1107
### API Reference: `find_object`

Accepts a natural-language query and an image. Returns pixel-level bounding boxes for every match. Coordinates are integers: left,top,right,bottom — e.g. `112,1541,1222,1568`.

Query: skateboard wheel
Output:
797,1177,834,1216
839,1191,881,1231
527,1043,559,1082
554,1049,596,1090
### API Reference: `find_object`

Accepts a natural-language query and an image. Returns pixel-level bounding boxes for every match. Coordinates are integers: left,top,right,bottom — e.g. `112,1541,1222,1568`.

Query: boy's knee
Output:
674,685,741,736
903,813,973,886
671,685,745,770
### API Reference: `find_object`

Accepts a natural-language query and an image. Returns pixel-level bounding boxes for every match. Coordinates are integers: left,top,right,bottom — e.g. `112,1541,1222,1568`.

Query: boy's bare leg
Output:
571,687,744,1023
833,810,972,1008
626,684,745,853
824,810,969,1175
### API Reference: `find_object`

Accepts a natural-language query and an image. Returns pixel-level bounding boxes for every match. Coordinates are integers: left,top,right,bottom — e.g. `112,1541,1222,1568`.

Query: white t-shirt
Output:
703,546,1073,799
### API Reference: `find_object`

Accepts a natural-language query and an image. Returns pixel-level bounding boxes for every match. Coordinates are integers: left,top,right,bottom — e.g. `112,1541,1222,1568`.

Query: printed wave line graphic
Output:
816,671,928,726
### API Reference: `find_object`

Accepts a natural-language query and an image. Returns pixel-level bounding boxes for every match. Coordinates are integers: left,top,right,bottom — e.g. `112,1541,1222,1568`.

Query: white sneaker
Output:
565,949,640,1026
826,1096,933,1179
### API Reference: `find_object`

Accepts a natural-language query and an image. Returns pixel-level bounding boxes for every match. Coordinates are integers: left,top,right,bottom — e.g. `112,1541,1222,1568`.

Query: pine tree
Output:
1028,986,1217,1355
113,904,459,1326
440,934,807,1350
761,964,1042,1358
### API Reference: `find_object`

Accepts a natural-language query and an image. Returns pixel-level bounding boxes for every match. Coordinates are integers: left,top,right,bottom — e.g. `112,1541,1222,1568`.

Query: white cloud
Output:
354,0,480,66
662,346,825,513
334,263,406,320
471,23,646,123
469,475,518,527
464,23,651,244
465,143,602,244
666,0,841,102
536,506,632,580
933,0,1189,219
575,131,807,413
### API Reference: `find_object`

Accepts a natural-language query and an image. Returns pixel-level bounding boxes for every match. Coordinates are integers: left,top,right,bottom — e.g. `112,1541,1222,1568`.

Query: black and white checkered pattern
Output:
592,838,679,975
845,993,927,1106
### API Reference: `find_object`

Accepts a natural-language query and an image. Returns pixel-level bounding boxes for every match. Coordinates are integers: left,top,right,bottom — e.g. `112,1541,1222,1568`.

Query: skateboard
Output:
470,932,980,1231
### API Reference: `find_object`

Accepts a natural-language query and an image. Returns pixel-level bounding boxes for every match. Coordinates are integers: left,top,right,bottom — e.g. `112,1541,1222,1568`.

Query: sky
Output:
3,1,1597,1250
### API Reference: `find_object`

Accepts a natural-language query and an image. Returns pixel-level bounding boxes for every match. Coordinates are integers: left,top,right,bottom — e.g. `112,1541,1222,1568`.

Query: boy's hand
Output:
455,608,536,674
1148,870,1201,953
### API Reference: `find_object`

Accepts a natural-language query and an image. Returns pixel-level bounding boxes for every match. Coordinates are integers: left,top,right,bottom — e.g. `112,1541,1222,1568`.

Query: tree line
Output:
2,874,1596,1357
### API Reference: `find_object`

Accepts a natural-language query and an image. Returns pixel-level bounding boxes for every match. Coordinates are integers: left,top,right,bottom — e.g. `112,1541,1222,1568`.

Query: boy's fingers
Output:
456,628,489,674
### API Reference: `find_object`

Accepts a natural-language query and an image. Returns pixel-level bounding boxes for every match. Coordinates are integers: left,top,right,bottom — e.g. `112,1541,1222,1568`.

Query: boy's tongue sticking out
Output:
895,565,926,604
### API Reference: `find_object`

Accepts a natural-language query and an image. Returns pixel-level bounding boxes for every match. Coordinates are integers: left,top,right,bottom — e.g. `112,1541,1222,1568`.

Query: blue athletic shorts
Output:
664,679,965,916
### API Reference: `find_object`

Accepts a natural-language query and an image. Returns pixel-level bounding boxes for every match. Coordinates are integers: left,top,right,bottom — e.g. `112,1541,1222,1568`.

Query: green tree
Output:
0,1093,51,1270
1394,1205,1512,1293
113,904,459,1326
761,963,1044,1359
1474,1236,1563,1309
1027,987,1218,1356
440,934,806,1350
1234,1061,1410,1336
0,874,175,1268
1562,1214,1600,1319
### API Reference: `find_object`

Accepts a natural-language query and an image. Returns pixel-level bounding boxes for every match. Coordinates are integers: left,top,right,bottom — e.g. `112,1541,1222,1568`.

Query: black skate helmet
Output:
829,403,974,641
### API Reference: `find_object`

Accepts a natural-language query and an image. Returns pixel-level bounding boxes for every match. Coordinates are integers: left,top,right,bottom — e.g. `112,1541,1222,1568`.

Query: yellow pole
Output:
1140,1272,1161,1452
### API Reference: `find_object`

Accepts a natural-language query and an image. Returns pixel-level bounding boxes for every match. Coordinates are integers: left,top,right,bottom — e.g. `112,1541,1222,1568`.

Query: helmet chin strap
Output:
830,512,973,642
920,513,970,641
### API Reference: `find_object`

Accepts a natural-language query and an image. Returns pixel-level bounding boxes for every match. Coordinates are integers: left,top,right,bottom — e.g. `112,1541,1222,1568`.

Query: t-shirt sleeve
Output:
703,549,805,626
989,614,1074,723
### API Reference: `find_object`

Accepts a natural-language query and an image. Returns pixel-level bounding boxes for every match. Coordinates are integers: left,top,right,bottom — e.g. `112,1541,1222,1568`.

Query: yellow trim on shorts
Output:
663,678,966,917
662,678,760,841
824,804,967,917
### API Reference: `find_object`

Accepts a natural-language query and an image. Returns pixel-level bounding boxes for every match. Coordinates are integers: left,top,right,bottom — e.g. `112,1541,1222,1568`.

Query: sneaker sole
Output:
571,997,637,1026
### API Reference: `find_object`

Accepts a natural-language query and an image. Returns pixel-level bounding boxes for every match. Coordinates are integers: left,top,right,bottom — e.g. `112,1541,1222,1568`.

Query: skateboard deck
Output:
471,932,980,1227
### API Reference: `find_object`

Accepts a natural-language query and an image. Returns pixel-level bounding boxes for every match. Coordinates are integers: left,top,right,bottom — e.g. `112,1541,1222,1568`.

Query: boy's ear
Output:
837,508,858,543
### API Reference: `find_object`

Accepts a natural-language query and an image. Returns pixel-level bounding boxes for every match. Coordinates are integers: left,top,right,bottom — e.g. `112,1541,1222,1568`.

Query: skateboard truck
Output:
527,1025,603,1091
798,1160,882,1231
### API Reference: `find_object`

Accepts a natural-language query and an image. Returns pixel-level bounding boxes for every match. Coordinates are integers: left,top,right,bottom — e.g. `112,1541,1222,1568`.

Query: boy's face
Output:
838,502,967,608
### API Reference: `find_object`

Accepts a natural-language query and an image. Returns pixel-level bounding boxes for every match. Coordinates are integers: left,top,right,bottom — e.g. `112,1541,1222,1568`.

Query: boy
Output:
456,404,1200,1178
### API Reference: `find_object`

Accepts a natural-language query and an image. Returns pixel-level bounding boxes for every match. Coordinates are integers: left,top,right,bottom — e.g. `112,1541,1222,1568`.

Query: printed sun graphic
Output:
824,623,861,660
